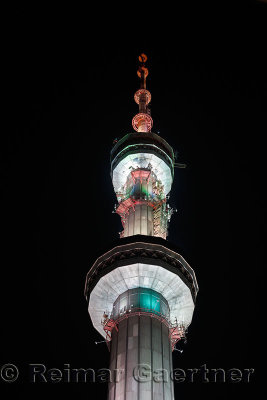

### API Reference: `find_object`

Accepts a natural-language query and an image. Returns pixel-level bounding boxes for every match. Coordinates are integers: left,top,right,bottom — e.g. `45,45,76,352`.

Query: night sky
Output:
1,3,266,399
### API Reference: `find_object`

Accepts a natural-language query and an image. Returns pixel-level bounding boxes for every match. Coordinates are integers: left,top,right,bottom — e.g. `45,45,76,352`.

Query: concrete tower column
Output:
108,288,174,400
123,204,154,237
108,316,174,400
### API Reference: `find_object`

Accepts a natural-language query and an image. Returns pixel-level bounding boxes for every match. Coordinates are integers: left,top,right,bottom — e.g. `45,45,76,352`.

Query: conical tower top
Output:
132,54,153,132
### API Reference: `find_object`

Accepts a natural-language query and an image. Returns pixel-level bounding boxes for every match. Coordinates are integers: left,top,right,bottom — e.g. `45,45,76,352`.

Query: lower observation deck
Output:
84,235,198,339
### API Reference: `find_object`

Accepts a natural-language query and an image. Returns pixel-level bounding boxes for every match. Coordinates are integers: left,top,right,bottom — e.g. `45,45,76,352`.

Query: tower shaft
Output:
108,315,174,400
116,168,170,239
107,288,174,400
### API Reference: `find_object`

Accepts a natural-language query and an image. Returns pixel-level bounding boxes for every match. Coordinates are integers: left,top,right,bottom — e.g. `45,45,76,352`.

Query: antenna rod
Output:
132,53,153,132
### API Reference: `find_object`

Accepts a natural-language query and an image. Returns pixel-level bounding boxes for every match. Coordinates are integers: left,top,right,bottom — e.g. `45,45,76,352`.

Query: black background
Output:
1,2,266,399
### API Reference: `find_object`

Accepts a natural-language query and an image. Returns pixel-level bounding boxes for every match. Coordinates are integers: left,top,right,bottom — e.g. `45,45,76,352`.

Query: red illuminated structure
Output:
132,54,153,132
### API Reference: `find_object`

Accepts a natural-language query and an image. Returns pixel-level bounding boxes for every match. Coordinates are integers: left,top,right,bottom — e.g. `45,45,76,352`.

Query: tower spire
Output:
132,53,153,132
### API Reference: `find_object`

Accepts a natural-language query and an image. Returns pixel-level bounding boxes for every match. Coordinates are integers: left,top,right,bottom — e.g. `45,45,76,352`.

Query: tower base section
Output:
108,314,174,400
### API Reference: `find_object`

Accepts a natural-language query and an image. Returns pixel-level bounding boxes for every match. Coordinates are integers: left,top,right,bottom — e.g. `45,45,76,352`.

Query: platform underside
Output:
85,236,198,339
89,262,195,338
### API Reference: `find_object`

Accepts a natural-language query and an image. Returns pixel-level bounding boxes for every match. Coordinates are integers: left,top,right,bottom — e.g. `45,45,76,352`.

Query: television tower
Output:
84,54,198,400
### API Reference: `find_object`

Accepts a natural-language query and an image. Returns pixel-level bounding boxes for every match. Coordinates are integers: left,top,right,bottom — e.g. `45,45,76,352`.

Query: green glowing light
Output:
139,290,160,313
